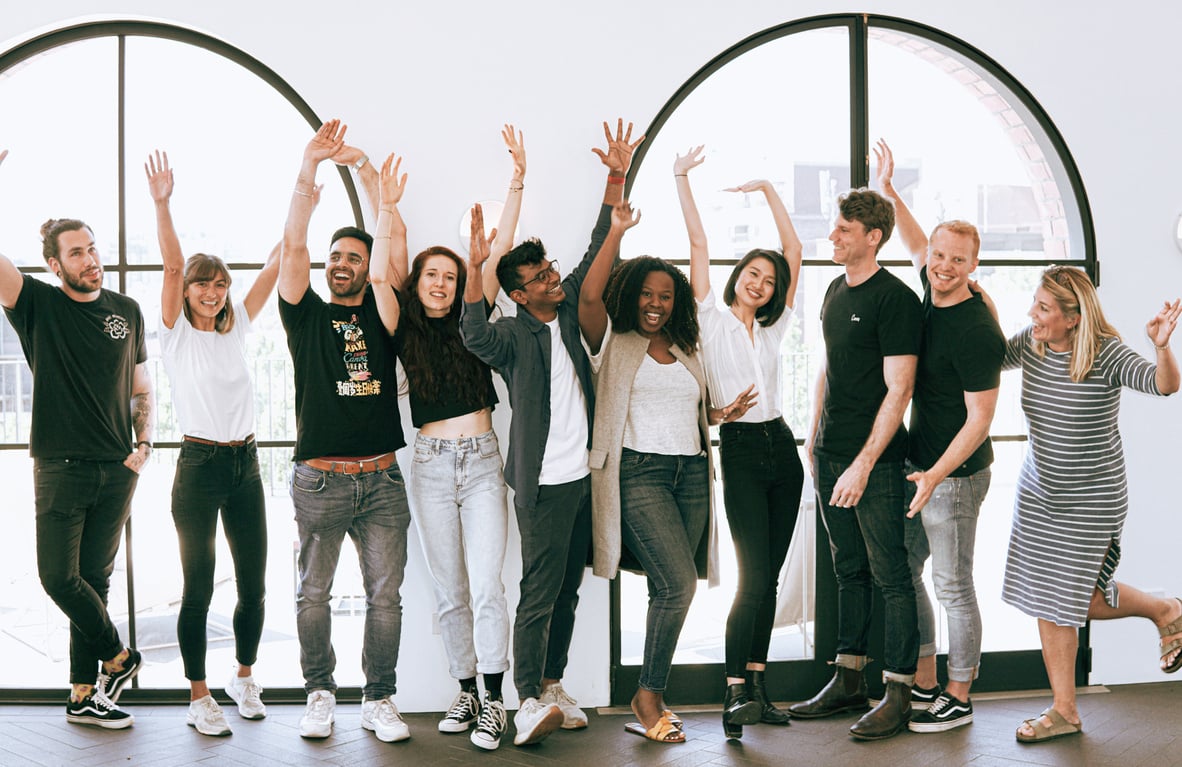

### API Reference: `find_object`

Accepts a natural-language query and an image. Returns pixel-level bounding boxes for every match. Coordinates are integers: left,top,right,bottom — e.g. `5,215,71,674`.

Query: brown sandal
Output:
1016,707,1082,744
1159,597,1182,674
625,712,685,743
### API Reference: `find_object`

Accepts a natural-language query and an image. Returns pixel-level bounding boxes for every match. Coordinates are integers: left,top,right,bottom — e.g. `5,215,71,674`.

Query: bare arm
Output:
243,239,283,321
828,354,916,507
806,359,826,474
368,153,408,335
906,387,998,515
578,201,641,353
332,144,379,220
0,150,26,309
875,139,927,272
123,362,155,474
1147,298,1182,394
280,120,346,304
483,124,527,304
590,118,645,207
145,150,185,328
674,146,710,301
727,178,803,309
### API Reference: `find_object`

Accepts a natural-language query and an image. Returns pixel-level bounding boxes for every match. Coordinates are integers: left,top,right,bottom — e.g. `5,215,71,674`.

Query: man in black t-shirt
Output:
789,188,922,741
0,150,153,731
877,141,1004,734
277,122,411,743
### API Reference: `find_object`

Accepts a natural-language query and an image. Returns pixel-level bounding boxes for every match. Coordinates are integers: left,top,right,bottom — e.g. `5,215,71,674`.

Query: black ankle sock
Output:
483,672,504,701
460,677,478,696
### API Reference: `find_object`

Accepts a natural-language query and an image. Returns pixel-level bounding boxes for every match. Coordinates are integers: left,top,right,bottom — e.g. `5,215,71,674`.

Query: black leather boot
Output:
787,665,869,719
746,669,791,725
849,678,912,740
722,682,762,739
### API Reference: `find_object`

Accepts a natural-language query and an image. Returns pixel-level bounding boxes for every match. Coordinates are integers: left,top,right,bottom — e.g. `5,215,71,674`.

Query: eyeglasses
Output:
519,260,560,289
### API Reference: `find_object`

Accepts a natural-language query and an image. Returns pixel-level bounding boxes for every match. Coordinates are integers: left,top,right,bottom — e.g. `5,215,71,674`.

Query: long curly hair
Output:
398,247,488,407
603,256,698,354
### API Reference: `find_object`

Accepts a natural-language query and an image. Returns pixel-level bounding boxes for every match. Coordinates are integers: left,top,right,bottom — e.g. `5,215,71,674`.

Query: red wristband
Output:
607,175,626,185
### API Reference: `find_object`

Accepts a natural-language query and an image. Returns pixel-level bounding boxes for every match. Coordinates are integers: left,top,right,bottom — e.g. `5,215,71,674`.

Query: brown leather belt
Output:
183,434,255,447
302,453,396,475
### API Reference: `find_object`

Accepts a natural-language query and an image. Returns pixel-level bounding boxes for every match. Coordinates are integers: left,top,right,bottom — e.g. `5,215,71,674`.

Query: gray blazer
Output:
587,328,719,586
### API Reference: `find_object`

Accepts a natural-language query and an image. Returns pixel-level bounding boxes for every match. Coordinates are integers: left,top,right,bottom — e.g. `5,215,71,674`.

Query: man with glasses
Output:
461,119,641,746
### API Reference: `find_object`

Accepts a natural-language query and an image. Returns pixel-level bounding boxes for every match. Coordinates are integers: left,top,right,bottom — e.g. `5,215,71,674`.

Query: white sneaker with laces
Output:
438,690,479,732
361,695,411,742
470,694,506,750
299,690,335,739
512,696,563,746
226,673,266,720
540,681,588,729
186,694,232,736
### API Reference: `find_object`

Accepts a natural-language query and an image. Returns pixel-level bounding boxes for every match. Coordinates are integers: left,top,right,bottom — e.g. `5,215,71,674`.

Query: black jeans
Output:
34,458,138,685
512,476,590,700
172,440,267,681
720,418,804,677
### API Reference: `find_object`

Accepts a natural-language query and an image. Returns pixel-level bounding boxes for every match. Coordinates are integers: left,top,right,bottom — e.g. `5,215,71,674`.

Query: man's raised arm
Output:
0,150,26,310
280,120,346,304
875,139,927,273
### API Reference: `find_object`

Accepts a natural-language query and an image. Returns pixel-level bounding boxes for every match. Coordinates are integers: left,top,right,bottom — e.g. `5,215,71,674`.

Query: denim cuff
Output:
833,653,868,670
883,670,915,686
918,642,938,659
946,663,980,684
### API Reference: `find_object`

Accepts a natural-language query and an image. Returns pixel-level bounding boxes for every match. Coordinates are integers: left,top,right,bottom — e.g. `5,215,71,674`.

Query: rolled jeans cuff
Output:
946,663,979,684
917,641,938,659
883,670,915,686
834,653,868,671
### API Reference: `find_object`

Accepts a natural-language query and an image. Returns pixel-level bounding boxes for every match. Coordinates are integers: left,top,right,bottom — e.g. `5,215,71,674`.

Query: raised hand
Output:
144,150,174,202
716,384,758,424
330,143,366,168
1146,298,1182,348
673,145,705,176
724,179,771,194
503,124,526,180
305,119,347,164
591,118,645,175
378,154,408,207
469,203,496,270
610,199,642,232
873,138,895,193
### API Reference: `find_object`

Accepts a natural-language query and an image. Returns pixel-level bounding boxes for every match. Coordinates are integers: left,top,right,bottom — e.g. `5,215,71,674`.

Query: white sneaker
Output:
540,681,588,730
299,690,335,739
512,697,563,746
361,695,410,743
438,689,480,732
186,695,231,737
226,673,266,720
470,694,506,750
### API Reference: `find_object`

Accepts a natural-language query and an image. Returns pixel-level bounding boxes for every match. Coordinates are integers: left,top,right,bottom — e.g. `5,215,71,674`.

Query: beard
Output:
60,266,103,294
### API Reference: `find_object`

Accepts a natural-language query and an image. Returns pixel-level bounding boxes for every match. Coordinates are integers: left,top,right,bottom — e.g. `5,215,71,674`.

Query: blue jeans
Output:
719,418,804,677
34,458,138,685
410,430,510,678
172,440,267,682
291,461,410,700
619,449,709,693
905,463,990,684
816,457,918,677
513,476,590,700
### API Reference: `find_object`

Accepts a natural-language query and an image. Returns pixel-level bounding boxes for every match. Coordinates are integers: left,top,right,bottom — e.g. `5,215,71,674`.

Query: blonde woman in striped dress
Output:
1001,266,1182,744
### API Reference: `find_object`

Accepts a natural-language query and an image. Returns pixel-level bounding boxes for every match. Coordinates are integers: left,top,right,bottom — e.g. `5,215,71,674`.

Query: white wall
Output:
3,0,1179,703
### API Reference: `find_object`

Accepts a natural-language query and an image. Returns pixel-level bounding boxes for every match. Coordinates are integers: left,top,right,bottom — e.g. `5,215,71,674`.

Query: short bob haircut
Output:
183,253,236,334
722,248,791,327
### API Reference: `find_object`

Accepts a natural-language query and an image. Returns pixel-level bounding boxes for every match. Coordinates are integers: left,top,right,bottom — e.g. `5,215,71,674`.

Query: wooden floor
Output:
1,682,1179,766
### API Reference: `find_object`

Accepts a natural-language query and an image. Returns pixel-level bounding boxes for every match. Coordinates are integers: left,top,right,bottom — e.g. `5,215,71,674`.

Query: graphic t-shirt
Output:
4,275,147,460
278,285,405,460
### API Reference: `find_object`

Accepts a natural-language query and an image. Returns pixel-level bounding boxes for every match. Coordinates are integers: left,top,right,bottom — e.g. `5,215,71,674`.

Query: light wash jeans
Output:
291,461,410,700
411,430,510,679
905,463,990,684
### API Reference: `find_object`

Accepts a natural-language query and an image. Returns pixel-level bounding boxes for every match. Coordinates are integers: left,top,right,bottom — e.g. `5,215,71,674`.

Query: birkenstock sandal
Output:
625,712,685,743
1158,597,1182,674
1015,707,1081,743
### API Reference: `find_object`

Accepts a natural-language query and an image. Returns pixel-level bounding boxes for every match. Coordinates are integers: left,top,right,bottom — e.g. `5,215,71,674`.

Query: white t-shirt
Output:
159,299,255,442
697,288,793,423
622,353,702,455
538,317,590,484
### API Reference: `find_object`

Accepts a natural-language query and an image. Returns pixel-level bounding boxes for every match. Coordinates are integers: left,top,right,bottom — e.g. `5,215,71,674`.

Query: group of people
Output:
1,119,1180,753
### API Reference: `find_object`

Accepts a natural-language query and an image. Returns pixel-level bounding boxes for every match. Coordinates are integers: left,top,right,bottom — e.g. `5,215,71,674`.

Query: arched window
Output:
614,14,1093,703
0,21,363,694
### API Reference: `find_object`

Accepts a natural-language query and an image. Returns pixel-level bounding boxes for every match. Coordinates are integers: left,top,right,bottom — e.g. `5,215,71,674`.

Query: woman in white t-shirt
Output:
674,147,804,739
147,152,280,737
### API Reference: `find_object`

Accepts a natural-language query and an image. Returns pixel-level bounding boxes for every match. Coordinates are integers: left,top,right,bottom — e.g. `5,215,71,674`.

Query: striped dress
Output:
1001,327,1162,627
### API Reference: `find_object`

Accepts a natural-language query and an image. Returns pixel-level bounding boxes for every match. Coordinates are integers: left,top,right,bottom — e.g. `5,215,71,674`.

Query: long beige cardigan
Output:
588,329,719,586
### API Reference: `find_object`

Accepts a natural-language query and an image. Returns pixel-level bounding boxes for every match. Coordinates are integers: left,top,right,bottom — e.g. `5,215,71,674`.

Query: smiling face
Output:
926,228,977,304
510,259,565,316
731,255,778,311
636,269,675,337
1029,285,1078,350
50,228,103,298
416,254,459,317
325,236,370,300
828,214,879,268
184,273,229,329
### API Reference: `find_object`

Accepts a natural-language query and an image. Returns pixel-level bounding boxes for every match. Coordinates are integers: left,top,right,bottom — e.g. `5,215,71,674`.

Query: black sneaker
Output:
908,692,973,733
439,690,480,733
66,690,134,729
910,683,942,712
97,648,142,702
470,695,507,750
